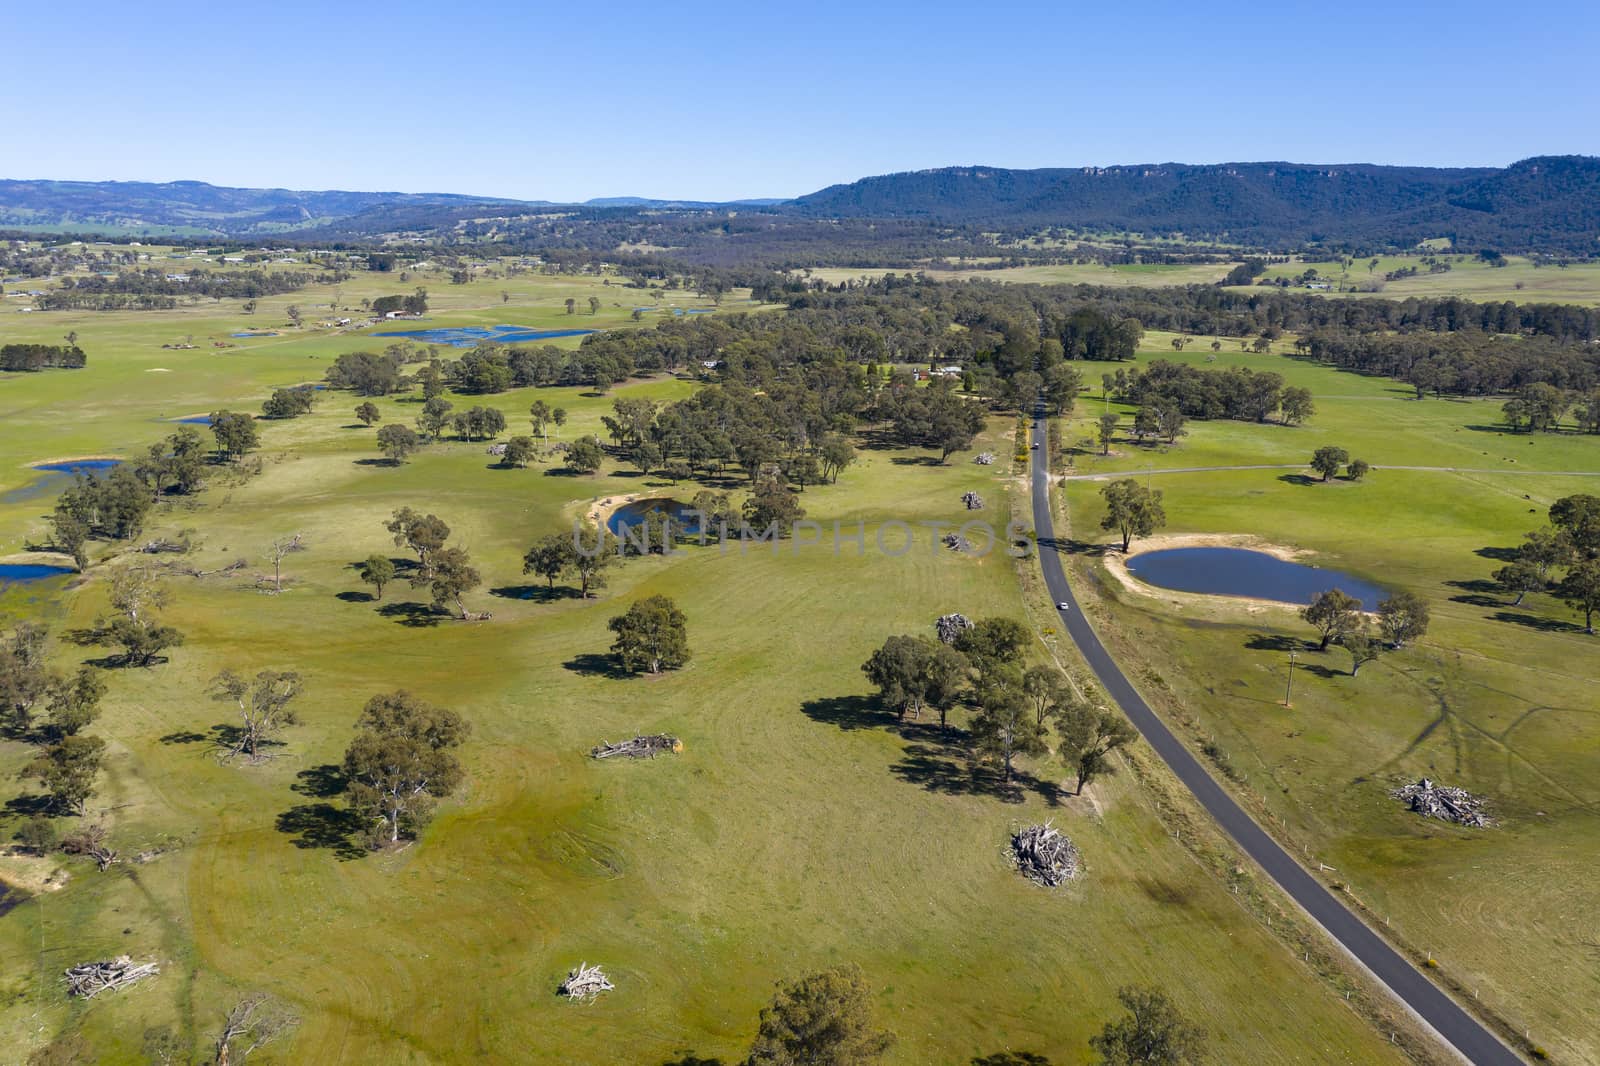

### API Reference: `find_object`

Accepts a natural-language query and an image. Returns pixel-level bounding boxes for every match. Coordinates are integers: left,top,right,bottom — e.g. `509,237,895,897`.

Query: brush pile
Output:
961,491,984,510
590,734,682,759
973,452,995,465
935,613,973,645
558,962,614,1000
942,532,972,552
1391,779,1493,827
1011,823,1081,887
65,957,159,997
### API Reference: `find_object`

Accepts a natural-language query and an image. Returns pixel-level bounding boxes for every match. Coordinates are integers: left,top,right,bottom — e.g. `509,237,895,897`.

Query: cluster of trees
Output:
521,524,620,598
2,624,108,817
51,466,155,565
381,509,482,619
1501,381,1600,433
370,289,428,316
862,617,1138,791
0,342,86,370
39,268,309,310
261,386,317,420
1301,589,1430,676
1298,330,1600,399
1109,360,1314,425
1493,494,1600,633
50,429,215,567
210,410,261,461
607,595,691,675
1308,447,1369,482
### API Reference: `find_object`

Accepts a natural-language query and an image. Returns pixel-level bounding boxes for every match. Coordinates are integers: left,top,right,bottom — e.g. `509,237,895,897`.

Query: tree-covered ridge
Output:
792,156,1600,253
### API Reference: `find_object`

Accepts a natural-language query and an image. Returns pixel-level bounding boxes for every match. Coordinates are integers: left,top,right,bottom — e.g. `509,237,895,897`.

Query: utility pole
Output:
1284,649,1297,706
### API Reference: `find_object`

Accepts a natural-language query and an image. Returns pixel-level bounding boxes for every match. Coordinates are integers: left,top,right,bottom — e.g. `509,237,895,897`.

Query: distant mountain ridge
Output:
3,158,1598,252
0,178,542,236
791,157,1600,251
0,179,781,237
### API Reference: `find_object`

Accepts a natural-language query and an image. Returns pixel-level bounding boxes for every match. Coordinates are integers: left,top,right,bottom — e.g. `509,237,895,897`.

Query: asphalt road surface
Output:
1028,414,1523,1066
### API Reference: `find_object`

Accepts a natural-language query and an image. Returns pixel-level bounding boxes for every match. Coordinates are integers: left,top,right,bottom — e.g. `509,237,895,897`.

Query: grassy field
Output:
1232,254,1600,305
0,276,1412,1063
805,261,1241,289
1057,337,1600,1063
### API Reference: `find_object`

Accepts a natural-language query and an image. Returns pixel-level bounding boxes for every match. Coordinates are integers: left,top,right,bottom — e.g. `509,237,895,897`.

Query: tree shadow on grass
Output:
1275,473,1322,487
1445,578,1508,608
973,1053,1053,1066
336,590,375,603
799,694,892,732
275,803,367,860
158,730,208,745
660,1056,725,1066
291,764,347,799
353,457,401,467
890,743,1028,804
1244,633,1315,653
2,794,52,818
377,601,444,628
490,584,579,603
1474,544,1522,563
1491,610,1586,634
562,653,632,680
890,454,945,466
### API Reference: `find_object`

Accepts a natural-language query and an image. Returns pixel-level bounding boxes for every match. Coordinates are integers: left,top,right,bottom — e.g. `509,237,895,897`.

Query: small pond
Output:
169,415,212,425
3,459,123,504
606,498,704,539
0,563,75,586
1125,547,1387,610
372,324,597,348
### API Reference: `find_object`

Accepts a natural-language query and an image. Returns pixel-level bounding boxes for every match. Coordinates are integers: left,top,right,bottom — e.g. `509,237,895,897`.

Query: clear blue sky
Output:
11,1,1598,201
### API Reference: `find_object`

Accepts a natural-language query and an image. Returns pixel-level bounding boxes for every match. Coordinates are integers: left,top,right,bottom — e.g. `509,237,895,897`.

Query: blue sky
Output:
10,1,1598,201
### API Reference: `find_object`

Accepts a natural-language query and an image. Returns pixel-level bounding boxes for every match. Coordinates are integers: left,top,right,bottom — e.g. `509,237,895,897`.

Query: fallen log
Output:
558,961,614,1001
1011,823,1080,887
591,734,682,759
65,956,159,997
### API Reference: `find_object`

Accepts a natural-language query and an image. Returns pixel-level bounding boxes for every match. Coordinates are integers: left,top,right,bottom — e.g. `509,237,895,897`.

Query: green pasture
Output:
1059,335,1600,1063
1233,254,1600,305
0,280,1405,1062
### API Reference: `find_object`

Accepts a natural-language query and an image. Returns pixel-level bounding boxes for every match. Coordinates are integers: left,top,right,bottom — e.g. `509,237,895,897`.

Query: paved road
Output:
1027,417,1524,1066
1064,463,1600,481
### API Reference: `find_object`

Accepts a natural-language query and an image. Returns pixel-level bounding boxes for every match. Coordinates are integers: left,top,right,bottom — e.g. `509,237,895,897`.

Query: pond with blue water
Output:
1125,547,1387,610
373,324,597,348
606,498,704,539
3,459,123,504
0,563,75,586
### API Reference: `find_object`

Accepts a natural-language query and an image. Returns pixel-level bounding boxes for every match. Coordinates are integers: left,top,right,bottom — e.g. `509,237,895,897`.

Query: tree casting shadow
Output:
490,584,579,602
562,653,633,680
276,765,365,859
377,601,445,628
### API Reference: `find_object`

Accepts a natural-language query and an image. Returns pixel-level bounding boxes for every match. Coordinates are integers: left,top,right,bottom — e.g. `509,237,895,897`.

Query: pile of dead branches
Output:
973,452,995,465
962,491,984,510
1391,779,1493,828
591,734,682,759
942,532,971,552
139,535,191,555
1011,823,1080,887
935,614,973,644
558,962,614,1000
65,956,158,997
